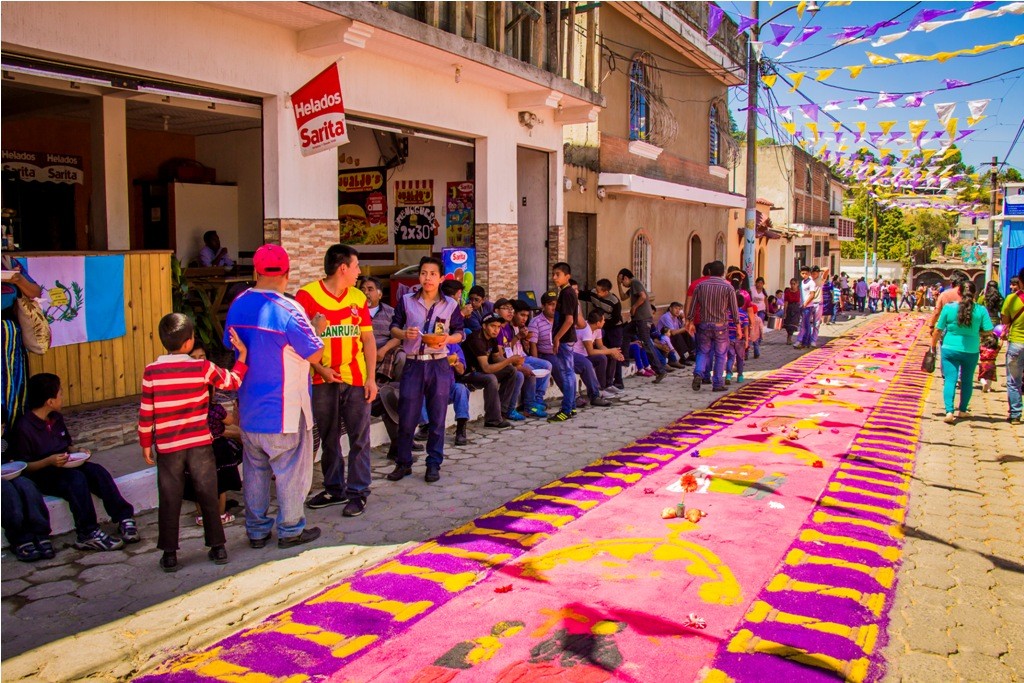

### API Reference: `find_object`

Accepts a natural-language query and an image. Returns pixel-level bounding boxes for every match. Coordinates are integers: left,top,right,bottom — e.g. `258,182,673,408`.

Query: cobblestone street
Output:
883,366,1024,682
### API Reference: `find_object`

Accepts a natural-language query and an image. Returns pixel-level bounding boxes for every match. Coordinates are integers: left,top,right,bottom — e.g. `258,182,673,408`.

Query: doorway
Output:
567,212,597,289
516,147,549,296
689,234,702,285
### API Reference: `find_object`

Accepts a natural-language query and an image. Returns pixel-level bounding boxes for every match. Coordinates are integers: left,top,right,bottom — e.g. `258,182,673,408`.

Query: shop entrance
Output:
517,147,549,297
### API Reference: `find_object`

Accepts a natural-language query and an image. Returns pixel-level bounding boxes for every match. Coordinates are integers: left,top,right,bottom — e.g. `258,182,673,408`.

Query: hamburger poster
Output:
338,167,388,245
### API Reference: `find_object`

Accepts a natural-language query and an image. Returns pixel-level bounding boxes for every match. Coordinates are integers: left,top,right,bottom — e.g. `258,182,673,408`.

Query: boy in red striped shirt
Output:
139,313,248,572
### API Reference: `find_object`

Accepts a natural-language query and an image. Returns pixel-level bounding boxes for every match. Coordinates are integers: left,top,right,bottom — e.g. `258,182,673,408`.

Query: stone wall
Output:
476,222,519,298
263,218,341,290
547,222,567,289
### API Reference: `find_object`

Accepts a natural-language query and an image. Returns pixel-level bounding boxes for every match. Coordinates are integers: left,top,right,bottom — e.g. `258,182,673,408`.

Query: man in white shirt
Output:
579,310,625,395
198,230,234,268
571,314,612,407
795,265,819,349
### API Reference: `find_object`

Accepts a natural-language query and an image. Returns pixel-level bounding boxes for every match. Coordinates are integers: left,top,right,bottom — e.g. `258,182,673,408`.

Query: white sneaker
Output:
604,386,621,396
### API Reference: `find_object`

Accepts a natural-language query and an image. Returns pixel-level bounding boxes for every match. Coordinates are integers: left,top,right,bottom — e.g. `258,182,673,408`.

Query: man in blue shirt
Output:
224,244,325,550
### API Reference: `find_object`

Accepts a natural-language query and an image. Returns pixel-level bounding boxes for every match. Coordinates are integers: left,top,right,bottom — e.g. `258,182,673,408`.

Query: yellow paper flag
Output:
866,52,899,66
945,117,958,139
816,69,836,82
832,122,842,132
782,121,798,136
789,72,806,91
921,149,936,163
807,122,819,142
941,146,959,161
908,119,927,140
762,74,778,88
845,65,866,79
968,115,986,126
878,148,892,159
797,0,807,19
825,1,853,5
878,120,897,136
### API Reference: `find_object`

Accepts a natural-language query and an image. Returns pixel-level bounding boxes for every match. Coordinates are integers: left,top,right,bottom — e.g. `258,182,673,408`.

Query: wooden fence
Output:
25,251,172,408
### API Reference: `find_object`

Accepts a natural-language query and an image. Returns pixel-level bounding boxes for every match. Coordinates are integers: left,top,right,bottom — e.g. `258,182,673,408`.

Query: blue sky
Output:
724,1,1024,172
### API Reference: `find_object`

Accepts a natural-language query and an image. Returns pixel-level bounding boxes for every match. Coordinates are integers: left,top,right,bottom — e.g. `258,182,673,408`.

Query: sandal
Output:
195,515,204,526
220,513,236,524
36,539,56,559
14,542,42,562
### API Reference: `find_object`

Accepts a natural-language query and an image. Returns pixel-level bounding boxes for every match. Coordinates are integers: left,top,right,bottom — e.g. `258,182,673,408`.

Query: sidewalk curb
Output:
2,543,410,682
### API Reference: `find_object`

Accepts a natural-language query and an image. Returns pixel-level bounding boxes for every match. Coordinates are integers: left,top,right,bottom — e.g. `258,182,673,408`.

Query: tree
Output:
905,210,956,262
840,187,907,260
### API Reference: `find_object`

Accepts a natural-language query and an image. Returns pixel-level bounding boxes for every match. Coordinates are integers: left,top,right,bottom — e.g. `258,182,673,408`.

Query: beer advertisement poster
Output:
338,167,388,245
445,181,475,247
394,179,437,246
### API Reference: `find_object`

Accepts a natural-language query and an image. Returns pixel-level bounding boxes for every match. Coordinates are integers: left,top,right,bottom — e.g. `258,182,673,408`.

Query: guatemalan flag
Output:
16,255,126,348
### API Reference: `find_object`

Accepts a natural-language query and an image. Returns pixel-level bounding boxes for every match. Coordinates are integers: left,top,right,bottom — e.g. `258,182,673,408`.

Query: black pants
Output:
312,382,372,500
604,324,625,386
670,332,694,360
156,446,225,551
1,477,51,546
29,462,133,541
460,372,509,423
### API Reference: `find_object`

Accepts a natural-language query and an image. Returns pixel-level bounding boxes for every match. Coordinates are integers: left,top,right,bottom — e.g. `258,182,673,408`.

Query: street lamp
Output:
743,1,819,287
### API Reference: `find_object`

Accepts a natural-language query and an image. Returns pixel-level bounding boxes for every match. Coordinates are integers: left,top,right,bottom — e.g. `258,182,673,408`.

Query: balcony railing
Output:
664,2,747,67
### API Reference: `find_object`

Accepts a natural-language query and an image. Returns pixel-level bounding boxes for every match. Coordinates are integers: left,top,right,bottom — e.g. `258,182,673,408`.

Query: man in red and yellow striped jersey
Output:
295,244,377,518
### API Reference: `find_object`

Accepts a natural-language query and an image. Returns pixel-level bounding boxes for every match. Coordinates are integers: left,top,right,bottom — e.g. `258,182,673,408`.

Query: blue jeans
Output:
635,319,665,373
241,413,314,540
398,358,453,468
573,353,601,400
312,382,372,501
554,342,577,414
1006,341,1023,420
1,477,51,547
726,338,744,376
940,348,979,413
523,356,551,405
695,322,729,388
421,382,470,423
630,342,650,370
799,308,816,346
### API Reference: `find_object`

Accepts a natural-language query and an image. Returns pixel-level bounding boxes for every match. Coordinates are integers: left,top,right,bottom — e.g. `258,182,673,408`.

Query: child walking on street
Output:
726,292,749,384
978,334,1000,393
139,313,248,572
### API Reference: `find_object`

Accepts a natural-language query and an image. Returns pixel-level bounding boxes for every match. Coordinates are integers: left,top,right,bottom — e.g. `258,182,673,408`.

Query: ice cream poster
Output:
394,179,437,246
443,248,475,305
338,167,388,245
445,181,474,247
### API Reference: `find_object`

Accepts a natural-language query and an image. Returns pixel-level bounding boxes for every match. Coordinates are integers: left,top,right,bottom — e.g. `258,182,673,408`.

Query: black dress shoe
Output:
208,545,229,565
249,534,272,549
278,527,321,548
424,466,440,483
454,430,468,446
159,551,179,573
413,424,430,442
386,464,413,481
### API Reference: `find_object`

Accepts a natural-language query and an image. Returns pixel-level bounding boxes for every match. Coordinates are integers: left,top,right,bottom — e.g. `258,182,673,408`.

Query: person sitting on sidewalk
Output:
462,314,526,424
510,299,550,417
579,310,624,396
578,279,627,390
492,298,539,420
463,286,494,334
11,373,139,551
139,313,248,571
658,302,693,367
1,435,55,562
529,291,568,391
362,276,403,383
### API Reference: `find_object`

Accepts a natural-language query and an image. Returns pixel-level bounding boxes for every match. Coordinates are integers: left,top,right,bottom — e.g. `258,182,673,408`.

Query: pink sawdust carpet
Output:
139,314,931,683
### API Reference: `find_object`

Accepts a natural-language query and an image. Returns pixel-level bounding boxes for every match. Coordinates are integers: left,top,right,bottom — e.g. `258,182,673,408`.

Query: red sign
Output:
291,63,349,157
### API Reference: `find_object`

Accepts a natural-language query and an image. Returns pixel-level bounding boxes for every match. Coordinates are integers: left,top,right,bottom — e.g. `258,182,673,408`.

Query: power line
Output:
999,117,1024,171
780,2,921,65
766,65,1024,97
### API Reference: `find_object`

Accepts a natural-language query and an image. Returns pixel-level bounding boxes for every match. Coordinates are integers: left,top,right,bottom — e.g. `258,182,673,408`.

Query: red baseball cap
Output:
253,244,290,275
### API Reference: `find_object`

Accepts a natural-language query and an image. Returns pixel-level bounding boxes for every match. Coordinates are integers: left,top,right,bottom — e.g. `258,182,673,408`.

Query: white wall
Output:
173,183,238,264
195,129,263,252
517,146,549,296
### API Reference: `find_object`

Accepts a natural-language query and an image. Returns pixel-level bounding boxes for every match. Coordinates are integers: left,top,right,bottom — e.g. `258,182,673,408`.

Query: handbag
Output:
16,295,51,355
921,348,936,374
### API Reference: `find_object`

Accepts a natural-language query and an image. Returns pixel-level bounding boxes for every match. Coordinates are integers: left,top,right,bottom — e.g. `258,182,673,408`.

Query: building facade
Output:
737,144,843,283
561,1,746,304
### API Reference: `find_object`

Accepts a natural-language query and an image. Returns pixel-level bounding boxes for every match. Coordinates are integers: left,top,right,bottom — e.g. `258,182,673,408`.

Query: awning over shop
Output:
597,173,745,209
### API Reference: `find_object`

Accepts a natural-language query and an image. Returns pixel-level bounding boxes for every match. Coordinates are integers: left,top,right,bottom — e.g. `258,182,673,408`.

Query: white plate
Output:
531,368,551,378
0,270,16,281
1,461,27,480
64,452,91,468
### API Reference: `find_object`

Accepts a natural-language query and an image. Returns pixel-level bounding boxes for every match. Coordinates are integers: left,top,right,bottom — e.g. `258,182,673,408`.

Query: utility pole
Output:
872,201,879,280
987,156,998,284
743,1,759,288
